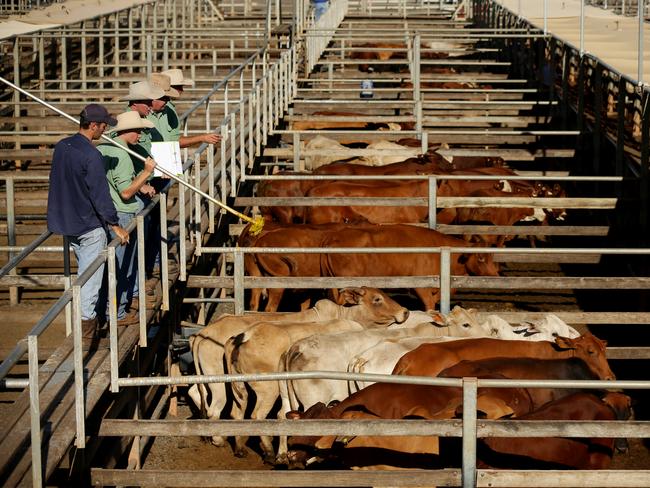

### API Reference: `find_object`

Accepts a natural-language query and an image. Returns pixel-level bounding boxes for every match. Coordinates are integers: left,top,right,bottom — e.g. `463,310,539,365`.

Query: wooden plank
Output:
453,276,650,289
0,275,66,287
477,470,650,487
91,468,462,487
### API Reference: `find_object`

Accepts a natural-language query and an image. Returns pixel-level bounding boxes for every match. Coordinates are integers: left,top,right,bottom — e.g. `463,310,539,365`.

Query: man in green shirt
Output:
149,72,221,147
99,111,156,325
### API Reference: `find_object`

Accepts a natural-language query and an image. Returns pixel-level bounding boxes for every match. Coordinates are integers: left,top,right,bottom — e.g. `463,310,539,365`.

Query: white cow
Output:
225,319,367,462
188,288,408,447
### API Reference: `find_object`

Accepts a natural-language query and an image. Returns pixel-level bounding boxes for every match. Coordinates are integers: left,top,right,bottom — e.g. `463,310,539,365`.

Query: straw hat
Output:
110,111,155,133
119,81,165,102
161,68,194,87
149,73,180,98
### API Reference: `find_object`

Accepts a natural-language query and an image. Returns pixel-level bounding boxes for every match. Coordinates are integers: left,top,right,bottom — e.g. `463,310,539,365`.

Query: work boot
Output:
81,318,98,340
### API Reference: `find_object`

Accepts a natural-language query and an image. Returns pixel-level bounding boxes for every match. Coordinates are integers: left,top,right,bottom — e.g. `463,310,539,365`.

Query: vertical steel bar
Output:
230,116,237,197
38,36,45,104
160,192,170,311
208,139,216,233
234,250,244,315
108,246,119,392
163,35,170,71
6,178,18,305
72,285,85,448
239,101,246,182
440,247,451,315
639,0,645,84
99,18,105,90
461,377,478,488
60,31,67,92
428,176,437,229
220,124,228,208
64,236,72,336
136,215,147,346
179,173,187,281
580,0,585,55
146,34,153,77
81,26,87,89
543,0,548,34
293,132,301,171
28,335,42,488
194,152,202,253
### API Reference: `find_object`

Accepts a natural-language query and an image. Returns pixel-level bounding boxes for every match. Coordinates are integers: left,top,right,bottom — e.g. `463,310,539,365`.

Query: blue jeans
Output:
109,211,138,319
68,227,107,321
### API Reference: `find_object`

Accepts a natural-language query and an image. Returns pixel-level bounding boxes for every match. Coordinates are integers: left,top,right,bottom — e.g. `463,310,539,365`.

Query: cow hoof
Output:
210,436,226,447
275,453,289,466
234,448,248,458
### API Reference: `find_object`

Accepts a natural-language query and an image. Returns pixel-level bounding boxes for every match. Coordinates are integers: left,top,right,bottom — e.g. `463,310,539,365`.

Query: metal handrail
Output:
0,230,52,279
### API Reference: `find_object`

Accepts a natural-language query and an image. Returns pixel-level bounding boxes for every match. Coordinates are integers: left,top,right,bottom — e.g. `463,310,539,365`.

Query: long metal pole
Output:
544,0,548,35
0,76,262,230
580,0,585,56
639,0,645,84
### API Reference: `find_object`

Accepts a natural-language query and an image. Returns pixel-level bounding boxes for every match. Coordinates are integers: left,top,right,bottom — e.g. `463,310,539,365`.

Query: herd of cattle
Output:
184,41,630,473
188,291,627,470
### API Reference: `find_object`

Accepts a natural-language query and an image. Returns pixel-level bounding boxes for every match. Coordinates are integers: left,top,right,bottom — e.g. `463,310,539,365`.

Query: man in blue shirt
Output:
47,104,130,341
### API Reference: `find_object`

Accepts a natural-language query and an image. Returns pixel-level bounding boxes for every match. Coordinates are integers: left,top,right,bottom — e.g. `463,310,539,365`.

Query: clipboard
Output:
150,141,183,177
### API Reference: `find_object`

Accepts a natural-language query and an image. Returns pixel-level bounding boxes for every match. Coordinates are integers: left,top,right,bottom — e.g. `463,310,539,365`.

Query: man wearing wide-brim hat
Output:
98,111,157,326
150,71,221,148
119,80,165,161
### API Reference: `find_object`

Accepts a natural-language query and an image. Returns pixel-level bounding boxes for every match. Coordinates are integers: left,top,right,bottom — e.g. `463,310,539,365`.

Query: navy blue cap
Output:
80,104,117,126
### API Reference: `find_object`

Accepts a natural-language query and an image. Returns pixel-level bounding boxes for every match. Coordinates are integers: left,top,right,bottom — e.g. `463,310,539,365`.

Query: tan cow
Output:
188,288,408,447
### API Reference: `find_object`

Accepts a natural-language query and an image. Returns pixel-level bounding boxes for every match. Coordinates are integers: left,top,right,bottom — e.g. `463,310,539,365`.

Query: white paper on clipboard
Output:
150,141,182,177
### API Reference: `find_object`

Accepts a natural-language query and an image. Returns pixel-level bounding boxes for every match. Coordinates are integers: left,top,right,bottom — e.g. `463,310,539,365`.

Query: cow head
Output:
443,306,481,332
286,403,337,467
336,287,409,328
554,333,615,381
459,253,499,277
601,392,633,421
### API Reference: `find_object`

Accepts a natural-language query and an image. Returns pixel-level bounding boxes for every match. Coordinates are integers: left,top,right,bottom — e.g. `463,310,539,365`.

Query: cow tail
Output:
284,347,303,411
190,334,209,418
225,332,248,405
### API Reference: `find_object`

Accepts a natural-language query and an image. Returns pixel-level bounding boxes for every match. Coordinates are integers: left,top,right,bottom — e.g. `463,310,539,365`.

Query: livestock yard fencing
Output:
1,0,650,486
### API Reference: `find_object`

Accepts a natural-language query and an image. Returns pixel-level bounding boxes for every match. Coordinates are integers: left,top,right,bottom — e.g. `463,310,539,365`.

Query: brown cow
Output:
285,381,533,468
392,334,615,381
241,223,499,311
480,392,632,470
438,357,603,410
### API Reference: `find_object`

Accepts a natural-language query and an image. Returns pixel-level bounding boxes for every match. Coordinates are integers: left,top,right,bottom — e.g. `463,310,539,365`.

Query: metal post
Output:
6,179,18,305
72,285,85,448
220,124,228,201
136,216,147,346
146,34,153,77
580,0,585,55
108,246,119,393
60,30,67,92
163,35,170,71
440,247,451,315
461,377,478,488
28,335,42,488
230,116,237,197
234,250,244,315
293,132,301,171
64,236,72,336
179,173,187,281
239,101,246,182
194,152,202,253
160,192,170,311
544,0,548,34
99,18,105,90
81,25,87,89
639,0,645,84
428,176,437,229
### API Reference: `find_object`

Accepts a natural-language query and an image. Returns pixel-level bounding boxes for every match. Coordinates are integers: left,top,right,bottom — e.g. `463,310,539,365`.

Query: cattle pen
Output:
1,0,650,486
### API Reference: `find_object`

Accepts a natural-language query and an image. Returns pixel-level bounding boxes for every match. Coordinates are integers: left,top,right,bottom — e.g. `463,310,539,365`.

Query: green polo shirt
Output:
146,103,180,143
98,135,141,213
